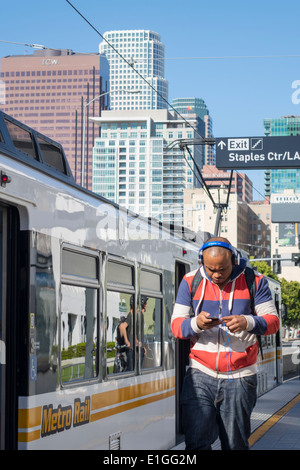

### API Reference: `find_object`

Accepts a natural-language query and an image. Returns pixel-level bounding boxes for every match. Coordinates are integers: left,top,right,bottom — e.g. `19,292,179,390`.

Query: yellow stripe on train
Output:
18,376,176,443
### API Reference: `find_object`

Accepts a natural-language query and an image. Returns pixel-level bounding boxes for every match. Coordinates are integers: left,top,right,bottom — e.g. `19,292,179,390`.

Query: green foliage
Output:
280,278,300,325
250,260,279,281
107,342,116,358
250,260,300,326
62,342,117,360
62,342,94,360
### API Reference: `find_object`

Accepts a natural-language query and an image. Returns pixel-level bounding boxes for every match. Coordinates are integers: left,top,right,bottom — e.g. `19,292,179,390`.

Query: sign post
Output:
216,135,300,169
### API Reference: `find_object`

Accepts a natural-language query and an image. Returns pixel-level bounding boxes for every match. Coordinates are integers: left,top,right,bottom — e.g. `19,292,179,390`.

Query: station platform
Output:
173,376,300,451
250,376,300,450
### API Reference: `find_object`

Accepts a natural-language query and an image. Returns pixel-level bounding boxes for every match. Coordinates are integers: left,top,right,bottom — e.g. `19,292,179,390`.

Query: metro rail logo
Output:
73,397,90,427
41,396,90,437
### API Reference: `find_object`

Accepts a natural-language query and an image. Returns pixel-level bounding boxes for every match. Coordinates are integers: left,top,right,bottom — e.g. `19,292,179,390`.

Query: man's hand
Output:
196,311,222,330
222,315,247,333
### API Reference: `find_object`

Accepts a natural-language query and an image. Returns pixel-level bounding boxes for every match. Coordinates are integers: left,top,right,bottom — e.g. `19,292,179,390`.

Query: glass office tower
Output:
171,97,209,120
0,49,109,189
99,30,168,110
92,109,204,225
264,116,300,195
171,97,215,165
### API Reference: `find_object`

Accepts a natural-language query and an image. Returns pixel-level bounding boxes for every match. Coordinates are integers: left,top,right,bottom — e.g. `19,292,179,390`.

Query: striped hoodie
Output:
171,259,279,378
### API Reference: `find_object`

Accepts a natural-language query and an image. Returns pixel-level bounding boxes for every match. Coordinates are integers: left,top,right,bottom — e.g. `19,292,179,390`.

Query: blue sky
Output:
1,0,300,199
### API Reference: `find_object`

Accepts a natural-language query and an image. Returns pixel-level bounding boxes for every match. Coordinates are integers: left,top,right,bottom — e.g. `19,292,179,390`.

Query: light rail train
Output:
0,111,282,450
256,275,283,395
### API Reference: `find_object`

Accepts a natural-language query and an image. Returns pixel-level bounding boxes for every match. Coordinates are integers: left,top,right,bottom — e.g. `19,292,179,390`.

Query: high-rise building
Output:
171,97,215,165
184,187,271,261
91,109,204,225
263,116,300,281
171,97,209,121
0,48,109,189
99,30,168,110
264,116,300,196
248,199,271,261
184,188,249,249
201,165,253,203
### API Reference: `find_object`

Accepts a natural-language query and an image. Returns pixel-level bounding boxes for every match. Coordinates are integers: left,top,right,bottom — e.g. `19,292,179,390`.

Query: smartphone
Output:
208,316,220,323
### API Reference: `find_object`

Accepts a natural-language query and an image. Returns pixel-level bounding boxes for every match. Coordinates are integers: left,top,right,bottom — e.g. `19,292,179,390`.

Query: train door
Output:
0,205,19,449
175,260,191,443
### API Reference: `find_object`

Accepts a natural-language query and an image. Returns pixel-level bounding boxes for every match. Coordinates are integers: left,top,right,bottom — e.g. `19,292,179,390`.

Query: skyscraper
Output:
171,97,215,165
264,116,300,196
99,30,168,110
91,109,204,225
171,97,209,121
264,115,300,282
0,48,109,189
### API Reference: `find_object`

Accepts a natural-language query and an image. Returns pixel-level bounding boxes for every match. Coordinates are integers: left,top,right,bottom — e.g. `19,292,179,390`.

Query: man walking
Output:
171,237,279,450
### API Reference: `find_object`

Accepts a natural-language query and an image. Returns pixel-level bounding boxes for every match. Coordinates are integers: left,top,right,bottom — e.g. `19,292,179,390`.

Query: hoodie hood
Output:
197,257,249,316
231,257,248,280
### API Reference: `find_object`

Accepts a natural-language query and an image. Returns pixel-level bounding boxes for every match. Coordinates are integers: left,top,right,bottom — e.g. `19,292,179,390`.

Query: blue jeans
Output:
180,368,257,450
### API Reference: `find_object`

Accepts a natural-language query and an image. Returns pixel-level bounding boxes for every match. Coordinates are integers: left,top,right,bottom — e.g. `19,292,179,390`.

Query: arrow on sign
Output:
217,140,226,149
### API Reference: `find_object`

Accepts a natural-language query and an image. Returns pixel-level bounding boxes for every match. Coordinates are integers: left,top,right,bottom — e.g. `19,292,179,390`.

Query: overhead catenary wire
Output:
1,5,270,213
65,0,204,141
65,0,224,215
0,40,272,205
202,163,268,203
2,39,299,61
0,39,47,49
235,169,268,202
0,39,100,55
67,1,267,234
182,145,216,207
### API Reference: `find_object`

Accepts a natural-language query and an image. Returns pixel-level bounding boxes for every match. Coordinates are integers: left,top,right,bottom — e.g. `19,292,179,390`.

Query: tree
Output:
250,260,300,326
280,278,300,326
250,260,279,281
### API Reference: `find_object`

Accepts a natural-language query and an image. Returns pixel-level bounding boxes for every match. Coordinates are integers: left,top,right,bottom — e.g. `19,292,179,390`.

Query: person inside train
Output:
171,236,279,450
118,295,148,371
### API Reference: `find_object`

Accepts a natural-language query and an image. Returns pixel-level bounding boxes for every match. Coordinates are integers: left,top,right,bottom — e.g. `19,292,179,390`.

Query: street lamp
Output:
81,88,140,187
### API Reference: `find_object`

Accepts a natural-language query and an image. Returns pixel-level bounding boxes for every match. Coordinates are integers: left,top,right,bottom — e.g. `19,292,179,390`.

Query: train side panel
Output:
18,371,176,450
0,141,200,449
256,276,282,396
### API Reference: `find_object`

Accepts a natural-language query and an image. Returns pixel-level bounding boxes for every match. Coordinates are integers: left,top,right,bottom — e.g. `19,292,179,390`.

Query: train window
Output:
61,285,98,384
140,269,163,370
107,261,133,287
140,295,162,370
140,270,161,292
0,130,3,142
37,135,67,174
62,249,97,280
107,291,135,374
106,260,135,376
4,118,38,160
60,247,100,385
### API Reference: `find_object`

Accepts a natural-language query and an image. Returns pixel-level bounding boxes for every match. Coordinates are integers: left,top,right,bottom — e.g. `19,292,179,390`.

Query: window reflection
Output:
5,118,38,160
61,285,98,383
141,296,162,369
107,291,134,374
107,292,162,374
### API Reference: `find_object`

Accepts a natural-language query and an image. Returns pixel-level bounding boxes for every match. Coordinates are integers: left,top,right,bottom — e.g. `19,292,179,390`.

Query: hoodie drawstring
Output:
228,278,236,314
194,277,206,317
